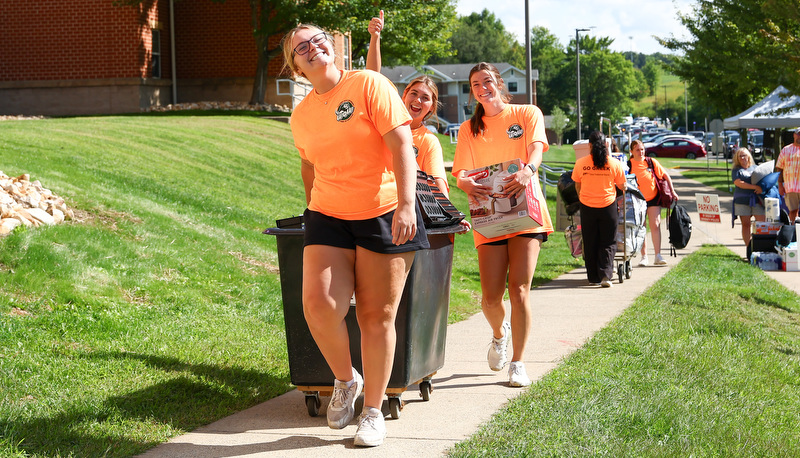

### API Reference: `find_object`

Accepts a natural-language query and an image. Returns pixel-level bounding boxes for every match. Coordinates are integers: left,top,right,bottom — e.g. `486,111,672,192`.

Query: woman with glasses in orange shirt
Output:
282,24,428,447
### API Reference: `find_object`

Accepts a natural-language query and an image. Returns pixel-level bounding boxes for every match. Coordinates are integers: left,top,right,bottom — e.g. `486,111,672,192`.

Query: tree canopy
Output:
427,9,518,66
659,0,800,116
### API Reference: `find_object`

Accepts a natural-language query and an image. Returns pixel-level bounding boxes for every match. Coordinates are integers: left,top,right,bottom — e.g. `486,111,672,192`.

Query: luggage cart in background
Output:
614,174,647,283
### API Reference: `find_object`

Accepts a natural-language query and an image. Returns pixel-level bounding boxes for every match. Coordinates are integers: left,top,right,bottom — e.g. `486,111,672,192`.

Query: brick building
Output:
0,0,346,116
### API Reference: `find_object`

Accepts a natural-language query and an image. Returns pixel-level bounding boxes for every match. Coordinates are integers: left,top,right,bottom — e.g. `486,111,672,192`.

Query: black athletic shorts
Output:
482,232,548,246
303,206,429,254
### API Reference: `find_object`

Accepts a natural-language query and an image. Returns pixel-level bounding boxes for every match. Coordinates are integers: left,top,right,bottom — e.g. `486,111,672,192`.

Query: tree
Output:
116,0,457,104
641,60,661,96
549,106,570,145
549,35,644,139
659,0,800,116
428,9,518,65
528,26,567,113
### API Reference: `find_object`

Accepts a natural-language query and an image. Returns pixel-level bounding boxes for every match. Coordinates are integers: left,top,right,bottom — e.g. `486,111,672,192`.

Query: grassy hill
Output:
0,114,578,456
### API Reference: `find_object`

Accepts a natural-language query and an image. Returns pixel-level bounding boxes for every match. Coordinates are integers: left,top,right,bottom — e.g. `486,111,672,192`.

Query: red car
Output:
645,137,707,159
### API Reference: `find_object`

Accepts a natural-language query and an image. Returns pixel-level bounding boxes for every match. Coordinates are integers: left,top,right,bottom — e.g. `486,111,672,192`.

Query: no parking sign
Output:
696,193,721,223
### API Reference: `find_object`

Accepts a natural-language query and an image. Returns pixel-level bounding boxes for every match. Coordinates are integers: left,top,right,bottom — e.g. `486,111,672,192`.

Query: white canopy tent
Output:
723,85,800,129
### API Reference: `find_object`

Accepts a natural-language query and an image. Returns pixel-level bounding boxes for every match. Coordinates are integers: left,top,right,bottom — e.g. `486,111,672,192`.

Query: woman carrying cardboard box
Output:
451,62,553,387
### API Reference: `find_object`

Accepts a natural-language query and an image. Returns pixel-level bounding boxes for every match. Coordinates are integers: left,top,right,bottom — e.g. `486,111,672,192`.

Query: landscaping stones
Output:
145,101,290,113
0,171,73,236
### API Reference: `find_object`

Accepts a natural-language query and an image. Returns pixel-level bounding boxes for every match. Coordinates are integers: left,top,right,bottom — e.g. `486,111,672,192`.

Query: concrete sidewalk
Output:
138,171,798,458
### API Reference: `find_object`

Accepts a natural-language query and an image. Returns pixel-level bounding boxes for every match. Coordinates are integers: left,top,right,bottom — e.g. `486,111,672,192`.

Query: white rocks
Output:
0,171,73,236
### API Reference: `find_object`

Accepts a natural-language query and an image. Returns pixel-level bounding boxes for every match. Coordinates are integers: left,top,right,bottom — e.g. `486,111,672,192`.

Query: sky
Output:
455,0,696,55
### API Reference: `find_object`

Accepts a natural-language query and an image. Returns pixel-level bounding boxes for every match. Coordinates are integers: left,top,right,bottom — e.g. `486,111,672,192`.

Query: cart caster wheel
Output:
625,261,632,279
419,381,432,401
617,264,624,284
388,397,402,419
305,394,320,417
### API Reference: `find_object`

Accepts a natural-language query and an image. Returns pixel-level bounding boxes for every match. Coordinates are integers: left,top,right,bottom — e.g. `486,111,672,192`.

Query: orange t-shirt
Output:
629,157,666,201
571,155,626,208
452,104,553,247
291,70,412,220
412,125,448,191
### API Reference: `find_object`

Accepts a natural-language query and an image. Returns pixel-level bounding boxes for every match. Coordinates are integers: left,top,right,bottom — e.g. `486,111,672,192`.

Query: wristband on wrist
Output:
527,163,537,174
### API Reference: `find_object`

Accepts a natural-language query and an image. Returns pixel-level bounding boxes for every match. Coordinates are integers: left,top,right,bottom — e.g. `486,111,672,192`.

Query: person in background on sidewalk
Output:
629,139,678,266
572,131,627,287
281,24,429,447
731,147,765,246
776,128,800,223
452,62,553,388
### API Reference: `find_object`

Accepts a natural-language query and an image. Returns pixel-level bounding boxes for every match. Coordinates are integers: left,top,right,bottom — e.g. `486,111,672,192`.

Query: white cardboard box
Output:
465,159,544,239
779,245,799,271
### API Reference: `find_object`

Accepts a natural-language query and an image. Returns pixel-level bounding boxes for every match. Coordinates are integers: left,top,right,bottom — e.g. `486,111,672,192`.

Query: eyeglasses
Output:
292,32,329,57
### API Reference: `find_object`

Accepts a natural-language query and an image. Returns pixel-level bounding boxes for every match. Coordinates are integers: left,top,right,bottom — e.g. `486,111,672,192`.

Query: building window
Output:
151,30,161,78
508,81,518,93
462,83,470,94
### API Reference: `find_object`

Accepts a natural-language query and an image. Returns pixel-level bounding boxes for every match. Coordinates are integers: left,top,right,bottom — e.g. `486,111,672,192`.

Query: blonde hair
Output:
732,147,753,169
280,24,330,79
402,75,441,124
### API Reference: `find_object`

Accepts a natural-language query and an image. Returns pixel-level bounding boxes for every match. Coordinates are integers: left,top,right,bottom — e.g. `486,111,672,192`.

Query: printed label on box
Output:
753,221,783,235
465,159,544,239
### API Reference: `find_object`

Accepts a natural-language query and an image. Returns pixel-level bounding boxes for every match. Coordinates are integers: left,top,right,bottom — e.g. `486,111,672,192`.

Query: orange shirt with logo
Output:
571,155,626,208
452,104,553,246
411,125,448,191
291,70,412,220
629,157,666,201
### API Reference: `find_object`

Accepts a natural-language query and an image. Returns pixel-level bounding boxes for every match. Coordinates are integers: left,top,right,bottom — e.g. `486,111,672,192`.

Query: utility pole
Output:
525,0,532,104
575,28,591,141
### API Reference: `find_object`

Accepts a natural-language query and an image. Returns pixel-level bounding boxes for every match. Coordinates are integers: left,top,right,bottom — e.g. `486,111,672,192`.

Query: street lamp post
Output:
662,84,668,126
628,36,633,63
575,27,591,141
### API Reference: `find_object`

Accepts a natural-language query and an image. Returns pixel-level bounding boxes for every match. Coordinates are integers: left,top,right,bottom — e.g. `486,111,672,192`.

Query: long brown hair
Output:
467,62,511,137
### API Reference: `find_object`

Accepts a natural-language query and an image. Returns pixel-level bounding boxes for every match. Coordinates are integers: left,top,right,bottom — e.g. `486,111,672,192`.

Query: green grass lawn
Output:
449,245,800,456
0,114,579,456
1,115,797,457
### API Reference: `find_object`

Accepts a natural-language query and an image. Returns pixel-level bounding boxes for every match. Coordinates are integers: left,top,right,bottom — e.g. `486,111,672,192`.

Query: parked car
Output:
687,130,705,142
748,129,764,161
647,132,690,145
722,130,741,158
645,137,707,159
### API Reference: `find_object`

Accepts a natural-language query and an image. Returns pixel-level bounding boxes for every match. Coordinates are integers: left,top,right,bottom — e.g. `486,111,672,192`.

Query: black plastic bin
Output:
264,215,459,418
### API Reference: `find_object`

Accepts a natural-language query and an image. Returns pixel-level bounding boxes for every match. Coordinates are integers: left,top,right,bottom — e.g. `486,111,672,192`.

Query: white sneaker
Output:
508,361,531,387
601,277,613,288
654,254,667,266
354,407,386,447
327,369,363,429
638,256,649,267
488,321,511,371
